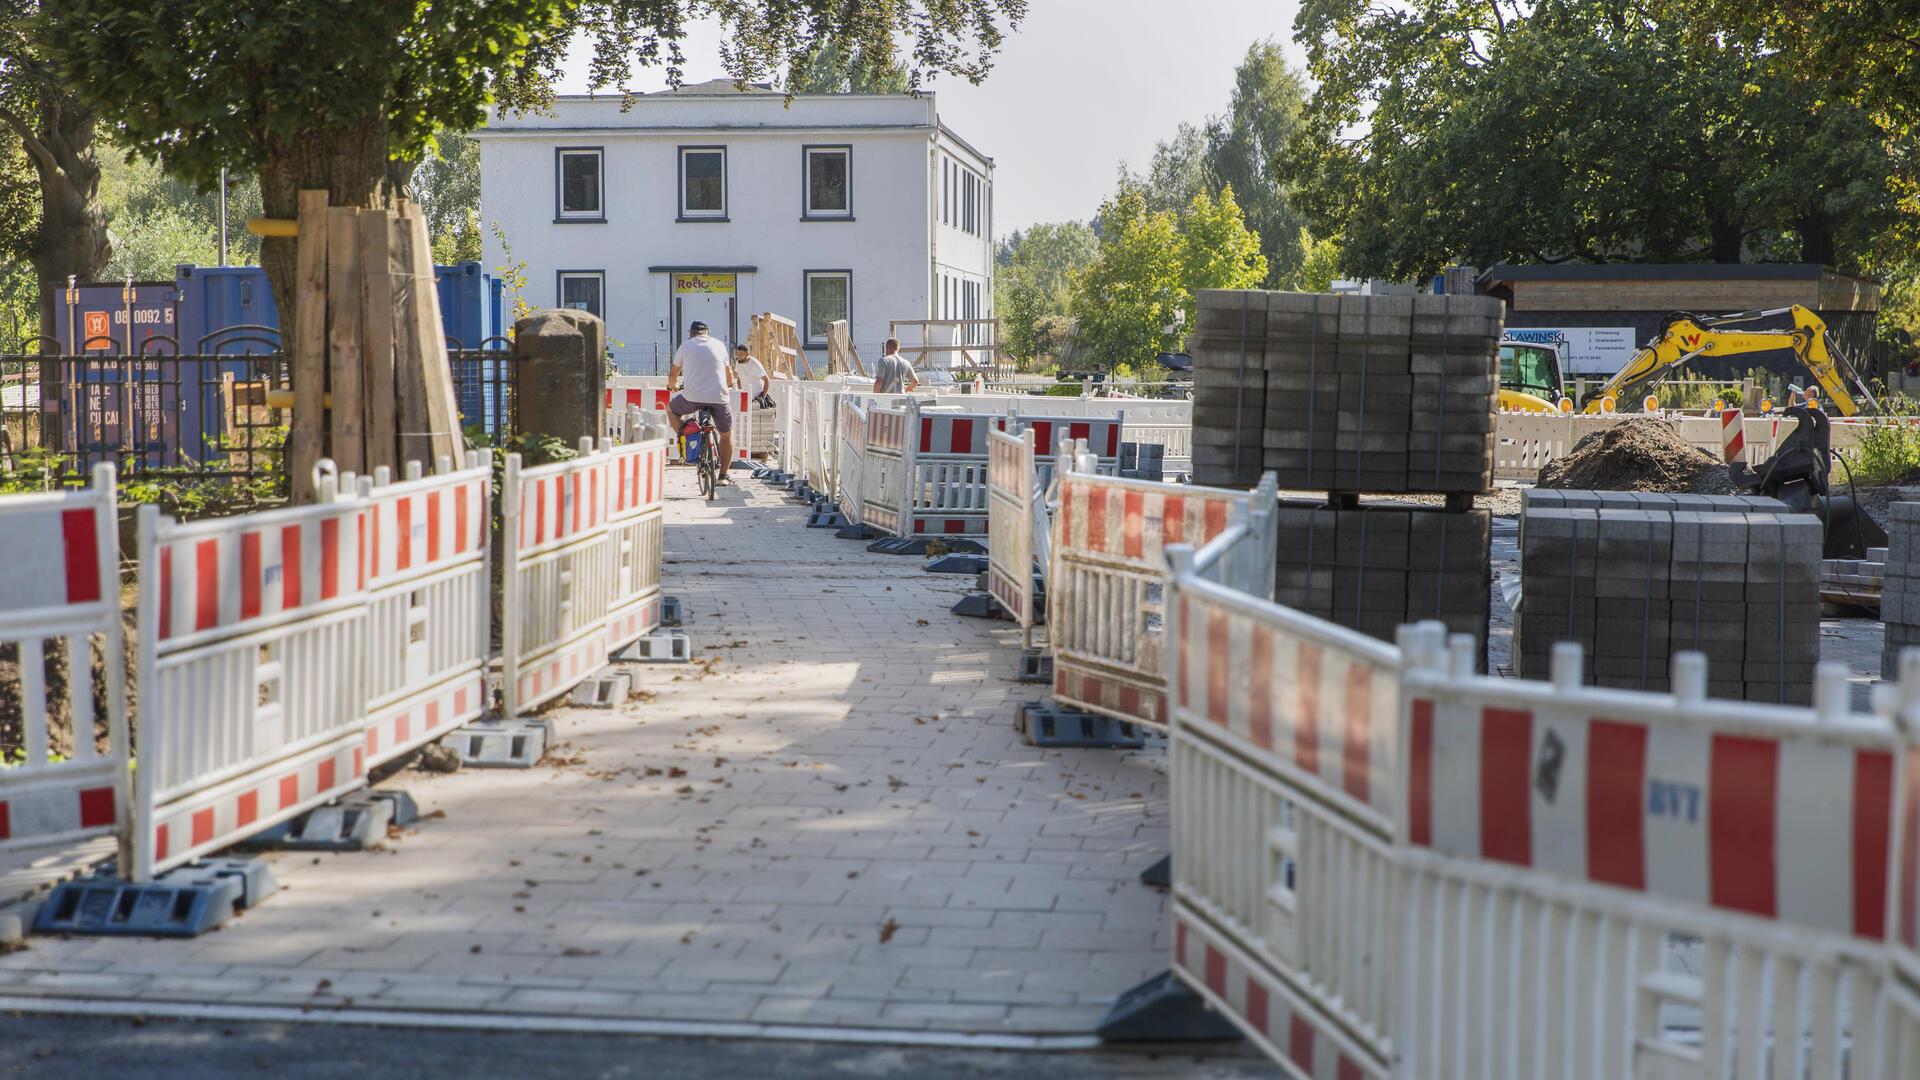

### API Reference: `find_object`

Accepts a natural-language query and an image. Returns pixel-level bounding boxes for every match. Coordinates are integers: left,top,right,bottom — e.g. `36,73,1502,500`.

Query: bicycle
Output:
687,407,721,501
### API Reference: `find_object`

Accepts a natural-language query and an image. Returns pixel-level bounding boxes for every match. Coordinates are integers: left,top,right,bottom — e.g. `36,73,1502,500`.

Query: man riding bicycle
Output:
667,321,739,484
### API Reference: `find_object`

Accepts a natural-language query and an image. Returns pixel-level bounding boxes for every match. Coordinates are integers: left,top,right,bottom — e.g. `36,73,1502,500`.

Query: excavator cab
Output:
1728,402,1887,559
1496,337,1567,412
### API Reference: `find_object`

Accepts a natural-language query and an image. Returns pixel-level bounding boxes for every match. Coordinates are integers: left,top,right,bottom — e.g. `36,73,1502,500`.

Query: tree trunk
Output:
1706,213,1745,263
19,94,110,345
1797,211,1837,267
255,117,392,352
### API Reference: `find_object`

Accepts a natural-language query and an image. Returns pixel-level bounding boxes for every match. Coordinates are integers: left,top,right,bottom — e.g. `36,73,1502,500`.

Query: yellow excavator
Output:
1578,305,1876,416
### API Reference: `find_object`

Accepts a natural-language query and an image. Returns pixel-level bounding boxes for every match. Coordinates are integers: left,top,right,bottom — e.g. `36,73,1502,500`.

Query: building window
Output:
804,270,852,345
965,172,974,235
803,145,851,219
557,271,605,320
679,146,727,219
556,148,603,221
943,161,952,225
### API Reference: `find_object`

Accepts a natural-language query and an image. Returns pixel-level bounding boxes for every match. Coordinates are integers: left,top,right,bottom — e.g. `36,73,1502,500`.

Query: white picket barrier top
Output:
1048,452,1273,730
0,464,130,864
1161,514,1920,1079
133,471,370,879
358,453,492,771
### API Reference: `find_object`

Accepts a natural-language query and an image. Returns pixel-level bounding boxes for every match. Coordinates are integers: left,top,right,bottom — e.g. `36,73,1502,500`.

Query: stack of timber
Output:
287,191,462,503
750,312,808,378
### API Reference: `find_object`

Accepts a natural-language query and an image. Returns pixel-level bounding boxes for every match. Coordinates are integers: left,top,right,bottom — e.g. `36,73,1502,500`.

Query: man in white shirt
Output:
733,344,769,404
668,322,740,482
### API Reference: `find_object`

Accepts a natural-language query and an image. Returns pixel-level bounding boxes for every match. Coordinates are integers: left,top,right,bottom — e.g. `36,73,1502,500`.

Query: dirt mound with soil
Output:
1539,417,1737,494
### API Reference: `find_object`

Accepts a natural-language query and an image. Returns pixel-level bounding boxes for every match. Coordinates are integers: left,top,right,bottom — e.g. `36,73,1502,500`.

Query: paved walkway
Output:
0,470,1174,1036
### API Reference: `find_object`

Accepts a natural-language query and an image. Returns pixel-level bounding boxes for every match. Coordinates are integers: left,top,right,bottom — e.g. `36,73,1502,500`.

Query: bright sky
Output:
551,0,1307,235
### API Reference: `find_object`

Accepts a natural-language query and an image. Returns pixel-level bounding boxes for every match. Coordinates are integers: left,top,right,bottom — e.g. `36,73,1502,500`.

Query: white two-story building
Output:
474,82,995,373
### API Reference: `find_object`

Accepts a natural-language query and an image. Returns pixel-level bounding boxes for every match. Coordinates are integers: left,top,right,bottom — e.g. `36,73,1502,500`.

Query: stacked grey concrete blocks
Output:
1275,501,1492,660
1518,491,1822,702
1883,503,1920,676
1192,289,1503,494
1190,289,1268,488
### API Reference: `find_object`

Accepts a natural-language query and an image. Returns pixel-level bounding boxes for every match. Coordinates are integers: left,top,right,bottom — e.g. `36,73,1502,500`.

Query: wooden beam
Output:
288,190,329,503
397,199,462,464
388,211,431,466
357,209,397,475
326,206,363,475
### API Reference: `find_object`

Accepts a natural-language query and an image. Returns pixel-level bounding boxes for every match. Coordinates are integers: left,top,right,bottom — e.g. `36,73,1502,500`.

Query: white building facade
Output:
474,84,995,373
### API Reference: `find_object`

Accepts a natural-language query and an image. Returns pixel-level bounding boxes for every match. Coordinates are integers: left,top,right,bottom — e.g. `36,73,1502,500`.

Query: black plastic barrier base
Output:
951,592,1013,620
34,858,278,939
241,789,418,852
1139,854,1172,888
806,508,847,529
867,537,987,557
1014,701,1146,749
926,553,990,575
1018,651,1053,684
835,524,886,541
1098,970,1244,1043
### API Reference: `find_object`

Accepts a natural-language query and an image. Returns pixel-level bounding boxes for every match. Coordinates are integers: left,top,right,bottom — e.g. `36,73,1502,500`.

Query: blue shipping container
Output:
49,280,178,354
175,265,281,355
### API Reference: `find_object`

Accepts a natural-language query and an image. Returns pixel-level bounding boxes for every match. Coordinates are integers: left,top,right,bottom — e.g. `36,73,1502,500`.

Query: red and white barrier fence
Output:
985,428,1041,647
1048,450,1268,731
133,471,371,879
606,377,752,462
501,414,671,716
359,454,491,771
0,464,130,866
1160,512,1920,1078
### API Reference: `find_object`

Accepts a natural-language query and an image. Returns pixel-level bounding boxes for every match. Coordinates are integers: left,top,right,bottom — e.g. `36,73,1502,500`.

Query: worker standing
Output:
733,344,771,407
873,338,919,395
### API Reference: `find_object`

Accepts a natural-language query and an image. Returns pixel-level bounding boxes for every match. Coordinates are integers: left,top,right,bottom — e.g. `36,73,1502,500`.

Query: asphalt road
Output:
0,1014,1280,1079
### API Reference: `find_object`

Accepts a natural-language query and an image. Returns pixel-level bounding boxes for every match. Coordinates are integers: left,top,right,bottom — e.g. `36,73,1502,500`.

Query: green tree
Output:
997,221,1099,308
99,151,264,279
1282,227,1340,292
788,40,910,93
0,0,110,341
1290,0,1906,279
1068,185,1266,366
43,1,1027,346
996,265,1048,364
412,132,481,264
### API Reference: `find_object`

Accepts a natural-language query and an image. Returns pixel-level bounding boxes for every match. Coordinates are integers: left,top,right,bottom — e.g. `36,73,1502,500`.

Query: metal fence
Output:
0,336,523,486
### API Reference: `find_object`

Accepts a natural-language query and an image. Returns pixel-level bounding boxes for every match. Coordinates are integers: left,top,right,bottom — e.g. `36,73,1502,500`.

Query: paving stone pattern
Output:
0,472,1173,1034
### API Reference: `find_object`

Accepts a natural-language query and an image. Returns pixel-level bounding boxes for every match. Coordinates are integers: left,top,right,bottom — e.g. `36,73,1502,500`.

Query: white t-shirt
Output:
675,334,732,404
733,356,768,398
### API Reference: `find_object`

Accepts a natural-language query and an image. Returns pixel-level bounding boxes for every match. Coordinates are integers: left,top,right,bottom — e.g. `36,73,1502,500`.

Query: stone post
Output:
513,308,606,444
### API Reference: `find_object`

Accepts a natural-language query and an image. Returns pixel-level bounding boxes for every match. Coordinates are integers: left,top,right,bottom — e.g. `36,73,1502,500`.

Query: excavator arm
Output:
1579,305,1872,416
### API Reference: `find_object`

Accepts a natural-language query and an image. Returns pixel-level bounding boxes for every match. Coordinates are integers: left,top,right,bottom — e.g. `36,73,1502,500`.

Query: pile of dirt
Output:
1539,418,1737,495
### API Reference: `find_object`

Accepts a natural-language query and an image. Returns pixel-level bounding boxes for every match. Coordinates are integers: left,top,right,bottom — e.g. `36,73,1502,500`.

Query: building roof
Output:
1479,262,1863,284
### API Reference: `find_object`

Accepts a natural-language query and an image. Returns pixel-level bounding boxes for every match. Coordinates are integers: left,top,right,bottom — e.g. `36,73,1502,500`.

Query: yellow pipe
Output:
265,389,331,410
246,217,300,238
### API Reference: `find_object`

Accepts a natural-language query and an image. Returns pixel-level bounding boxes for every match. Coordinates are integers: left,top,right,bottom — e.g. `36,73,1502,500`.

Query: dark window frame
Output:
802,269,853,347
800,144,854,221
677,145,729,221
554,146,607,223
555,269,607,321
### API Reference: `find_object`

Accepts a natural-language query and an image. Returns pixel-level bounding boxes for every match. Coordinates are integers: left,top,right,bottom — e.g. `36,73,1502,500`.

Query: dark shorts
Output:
668,393,732,433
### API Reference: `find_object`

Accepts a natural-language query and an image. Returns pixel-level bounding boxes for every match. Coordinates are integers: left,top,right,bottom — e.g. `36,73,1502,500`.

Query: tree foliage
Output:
412,131,481,264
994,221,1098,364
1123,41,1308,286
1290,0,1907,280
1068,186,1266,366
788,39,910,93
42,0,1026,337
99,151,263,280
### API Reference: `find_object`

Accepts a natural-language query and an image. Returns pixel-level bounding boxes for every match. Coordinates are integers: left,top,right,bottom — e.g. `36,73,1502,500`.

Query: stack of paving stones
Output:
1273,500,1493,660
1880,503,1920,677
1191,289,1503,494
1519,490,1821,702
1190,289,1269,488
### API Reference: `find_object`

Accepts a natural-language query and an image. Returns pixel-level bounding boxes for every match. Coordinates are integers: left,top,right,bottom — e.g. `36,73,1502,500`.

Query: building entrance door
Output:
672,273,738,348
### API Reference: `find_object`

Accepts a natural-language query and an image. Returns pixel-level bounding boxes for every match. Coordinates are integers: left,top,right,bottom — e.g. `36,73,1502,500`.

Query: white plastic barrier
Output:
1161,513,1920,1078
359,453,492,770
986,428,1040,647
835,397,867,528
0,464,129,865
133,473,370,879
1048,452,1274,730
606,377,752,463
501,417,671,717
1492,411,1824,481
